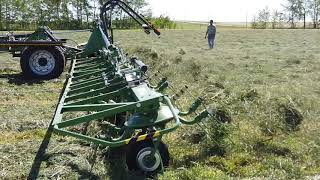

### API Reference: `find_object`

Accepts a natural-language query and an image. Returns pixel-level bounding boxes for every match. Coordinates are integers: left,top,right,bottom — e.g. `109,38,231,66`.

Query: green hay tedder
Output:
1,0,214,178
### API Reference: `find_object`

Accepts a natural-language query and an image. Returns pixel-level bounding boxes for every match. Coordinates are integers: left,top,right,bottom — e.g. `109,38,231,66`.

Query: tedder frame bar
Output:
51,42,211,149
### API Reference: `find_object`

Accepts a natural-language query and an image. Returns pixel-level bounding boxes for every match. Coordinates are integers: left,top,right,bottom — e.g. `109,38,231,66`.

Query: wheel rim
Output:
29,50,55,76
136,147,161,172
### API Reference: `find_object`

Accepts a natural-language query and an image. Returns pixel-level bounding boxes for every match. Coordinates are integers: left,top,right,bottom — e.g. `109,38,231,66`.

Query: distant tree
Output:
0,0,3,30
91,0,101,20
251,15,258,29
2,0,13,30
52,0,62,21
113,0,151,29
297,0,309,28
283,0,305,28
271,10,285,29
152,15,176,29
61,0,70,23
0,0,153,30
126,0,148,12
251,7,270,29
25,0,45,27
83,1,92,28
12,0,28,29
308,0,320,28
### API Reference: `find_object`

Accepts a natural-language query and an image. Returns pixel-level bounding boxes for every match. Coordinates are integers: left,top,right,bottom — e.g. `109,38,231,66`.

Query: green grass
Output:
0,28,319,179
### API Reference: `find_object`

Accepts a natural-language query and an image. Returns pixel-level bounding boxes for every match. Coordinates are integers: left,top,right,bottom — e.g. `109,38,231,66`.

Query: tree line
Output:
252,0,320,29
0,0,176,30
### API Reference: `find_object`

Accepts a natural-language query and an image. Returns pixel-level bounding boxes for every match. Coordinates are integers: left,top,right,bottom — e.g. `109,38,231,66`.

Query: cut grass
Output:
0,129,47,144
0,28,319,179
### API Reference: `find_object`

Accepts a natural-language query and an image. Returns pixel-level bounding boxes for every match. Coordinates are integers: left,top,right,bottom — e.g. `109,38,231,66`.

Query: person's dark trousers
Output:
208,34,215,49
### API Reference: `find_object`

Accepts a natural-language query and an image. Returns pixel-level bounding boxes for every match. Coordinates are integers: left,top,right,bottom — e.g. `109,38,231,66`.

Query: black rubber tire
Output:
126,140,170,173
20,46,65,79
159,141,170,168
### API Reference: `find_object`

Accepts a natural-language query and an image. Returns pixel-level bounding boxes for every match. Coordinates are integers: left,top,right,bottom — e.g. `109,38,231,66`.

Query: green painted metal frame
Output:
51,24,211,150
46,1,214,177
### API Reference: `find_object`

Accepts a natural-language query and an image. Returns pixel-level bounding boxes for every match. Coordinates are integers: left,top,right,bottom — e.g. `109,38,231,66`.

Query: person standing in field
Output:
205,20,216,49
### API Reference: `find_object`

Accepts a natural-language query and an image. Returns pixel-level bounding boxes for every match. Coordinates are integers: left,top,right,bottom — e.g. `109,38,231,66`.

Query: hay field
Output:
0,28,319,179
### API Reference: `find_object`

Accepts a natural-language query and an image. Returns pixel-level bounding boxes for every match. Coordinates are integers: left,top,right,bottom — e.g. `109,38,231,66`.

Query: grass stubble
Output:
0,28,319,179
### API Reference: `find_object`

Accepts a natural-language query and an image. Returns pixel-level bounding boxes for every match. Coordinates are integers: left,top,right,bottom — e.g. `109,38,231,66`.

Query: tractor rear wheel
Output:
20,46,65,79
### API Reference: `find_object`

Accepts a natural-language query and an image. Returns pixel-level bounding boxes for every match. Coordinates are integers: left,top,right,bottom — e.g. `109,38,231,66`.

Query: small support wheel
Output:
136,147,162,172
126,141,170,175
20,46,65,79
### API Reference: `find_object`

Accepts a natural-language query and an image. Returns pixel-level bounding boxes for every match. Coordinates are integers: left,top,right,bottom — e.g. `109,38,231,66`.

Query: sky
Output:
147,0,286,22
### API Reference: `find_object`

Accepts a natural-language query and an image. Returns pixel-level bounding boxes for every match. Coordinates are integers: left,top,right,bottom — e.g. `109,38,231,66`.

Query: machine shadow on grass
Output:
27,76,62,180
27,125,54,180
66,162,100,180
27,125,101,180
26,73,100,180
0,73,44,85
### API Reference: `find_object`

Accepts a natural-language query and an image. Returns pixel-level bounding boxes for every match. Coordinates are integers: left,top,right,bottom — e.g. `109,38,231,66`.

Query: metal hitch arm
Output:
100,0,160,43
